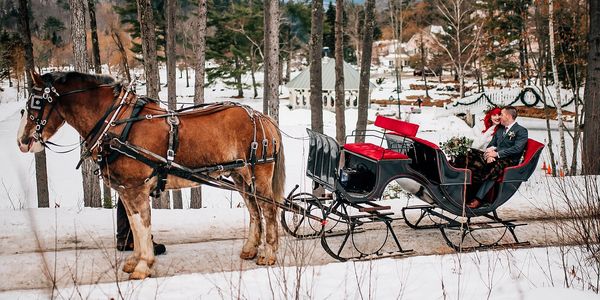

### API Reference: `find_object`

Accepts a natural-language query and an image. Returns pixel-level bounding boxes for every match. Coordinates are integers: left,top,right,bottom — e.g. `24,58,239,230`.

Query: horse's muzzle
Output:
17,136,42,153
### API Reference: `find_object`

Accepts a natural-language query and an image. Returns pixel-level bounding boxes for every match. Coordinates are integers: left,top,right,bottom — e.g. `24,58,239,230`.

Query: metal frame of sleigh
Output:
281,115,544,261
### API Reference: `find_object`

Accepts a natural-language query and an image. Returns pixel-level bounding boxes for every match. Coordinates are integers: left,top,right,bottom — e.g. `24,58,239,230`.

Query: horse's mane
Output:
42,72,122,97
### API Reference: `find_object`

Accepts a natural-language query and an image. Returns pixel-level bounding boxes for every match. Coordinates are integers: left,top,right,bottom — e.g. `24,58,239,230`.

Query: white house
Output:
286,58,377,111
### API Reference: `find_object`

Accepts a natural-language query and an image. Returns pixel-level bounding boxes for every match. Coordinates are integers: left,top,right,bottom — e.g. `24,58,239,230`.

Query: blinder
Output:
26,84,60,142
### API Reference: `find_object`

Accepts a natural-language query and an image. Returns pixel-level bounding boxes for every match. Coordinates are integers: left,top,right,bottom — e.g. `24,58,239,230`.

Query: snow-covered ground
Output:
0,68,596,299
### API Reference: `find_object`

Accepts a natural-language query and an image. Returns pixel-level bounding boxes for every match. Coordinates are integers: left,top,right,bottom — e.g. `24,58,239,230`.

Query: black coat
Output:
488,122,528,162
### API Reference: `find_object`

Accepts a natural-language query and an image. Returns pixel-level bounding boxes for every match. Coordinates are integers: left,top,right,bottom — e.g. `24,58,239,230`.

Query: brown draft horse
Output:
16,72,286,279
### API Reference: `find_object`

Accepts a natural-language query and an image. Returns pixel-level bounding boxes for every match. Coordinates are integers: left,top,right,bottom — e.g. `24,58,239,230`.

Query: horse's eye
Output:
20,109,25,117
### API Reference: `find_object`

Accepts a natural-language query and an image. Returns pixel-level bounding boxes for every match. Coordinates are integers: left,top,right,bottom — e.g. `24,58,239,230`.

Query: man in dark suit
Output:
467,106,528,208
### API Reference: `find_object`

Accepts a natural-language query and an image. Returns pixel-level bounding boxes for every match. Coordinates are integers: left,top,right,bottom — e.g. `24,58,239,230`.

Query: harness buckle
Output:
251,141,258,150
145,114,153,120
166,149,175,161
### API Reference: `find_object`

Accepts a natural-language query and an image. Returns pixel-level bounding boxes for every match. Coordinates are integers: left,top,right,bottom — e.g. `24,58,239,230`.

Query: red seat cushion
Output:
374,116,419,137
344,143,409,161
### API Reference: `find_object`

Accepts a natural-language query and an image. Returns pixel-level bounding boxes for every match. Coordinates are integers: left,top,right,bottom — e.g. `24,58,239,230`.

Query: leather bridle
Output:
25,81,118,150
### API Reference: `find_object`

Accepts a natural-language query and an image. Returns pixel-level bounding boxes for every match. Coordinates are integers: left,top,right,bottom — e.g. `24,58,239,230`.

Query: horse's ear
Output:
30,71,43,86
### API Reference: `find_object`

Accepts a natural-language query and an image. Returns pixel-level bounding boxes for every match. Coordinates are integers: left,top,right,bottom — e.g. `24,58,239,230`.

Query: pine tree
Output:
114,0,166,62
206,0,262,97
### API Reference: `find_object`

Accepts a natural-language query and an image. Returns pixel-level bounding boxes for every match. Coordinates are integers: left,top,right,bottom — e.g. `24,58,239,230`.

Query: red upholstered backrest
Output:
374,115,419,137
522,138,544,164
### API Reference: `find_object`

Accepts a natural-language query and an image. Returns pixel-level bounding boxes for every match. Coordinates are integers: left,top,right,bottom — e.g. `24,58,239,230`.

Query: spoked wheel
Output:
281,192,326,238
321,201,399,261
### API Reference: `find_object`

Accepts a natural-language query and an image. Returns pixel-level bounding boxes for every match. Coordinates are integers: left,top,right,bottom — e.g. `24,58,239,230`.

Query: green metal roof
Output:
285,58,376,90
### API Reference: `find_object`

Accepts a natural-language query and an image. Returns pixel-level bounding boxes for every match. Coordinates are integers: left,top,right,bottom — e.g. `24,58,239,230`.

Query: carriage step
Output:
352,212,395,220
359,206,391,212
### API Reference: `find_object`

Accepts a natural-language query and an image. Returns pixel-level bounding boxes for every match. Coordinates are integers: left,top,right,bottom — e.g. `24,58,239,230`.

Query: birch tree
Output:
191,0,207,208
548,0,568,174
18,0,49,208
334,0,346,144
309,0,324,134
355,0,375,144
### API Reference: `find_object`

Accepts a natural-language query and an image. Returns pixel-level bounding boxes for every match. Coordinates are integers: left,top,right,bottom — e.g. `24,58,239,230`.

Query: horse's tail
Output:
272,140,286,204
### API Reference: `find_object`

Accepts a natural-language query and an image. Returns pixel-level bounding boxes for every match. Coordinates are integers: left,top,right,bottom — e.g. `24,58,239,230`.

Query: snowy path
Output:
0,206,569,292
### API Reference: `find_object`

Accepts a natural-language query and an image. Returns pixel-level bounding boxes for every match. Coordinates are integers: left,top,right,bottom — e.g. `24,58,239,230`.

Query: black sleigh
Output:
281,115,544,260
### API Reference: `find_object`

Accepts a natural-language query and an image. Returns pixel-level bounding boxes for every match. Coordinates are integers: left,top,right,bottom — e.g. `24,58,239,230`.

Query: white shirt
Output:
503,120,517,134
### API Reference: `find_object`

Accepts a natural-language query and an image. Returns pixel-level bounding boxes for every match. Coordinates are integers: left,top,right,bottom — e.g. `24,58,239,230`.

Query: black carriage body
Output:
305,116,544,218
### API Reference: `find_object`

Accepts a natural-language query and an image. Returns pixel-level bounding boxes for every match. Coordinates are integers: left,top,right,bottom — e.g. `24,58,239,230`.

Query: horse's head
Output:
17,72,66,153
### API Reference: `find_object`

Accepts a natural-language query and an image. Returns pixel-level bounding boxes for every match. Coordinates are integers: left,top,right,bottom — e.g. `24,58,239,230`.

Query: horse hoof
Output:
123,258,139,273
256,255,276,266
122,255,140,273
240,250,258,260
129,271,151,280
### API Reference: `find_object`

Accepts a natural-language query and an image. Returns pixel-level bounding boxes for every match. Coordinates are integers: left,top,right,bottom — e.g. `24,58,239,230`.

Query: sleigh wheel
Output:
281,193,325,238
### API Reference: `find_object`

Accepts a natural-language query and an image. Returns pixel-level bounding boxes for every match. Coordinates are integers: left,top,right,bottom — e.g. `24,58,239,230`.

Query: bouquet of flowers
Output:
439,136,474,159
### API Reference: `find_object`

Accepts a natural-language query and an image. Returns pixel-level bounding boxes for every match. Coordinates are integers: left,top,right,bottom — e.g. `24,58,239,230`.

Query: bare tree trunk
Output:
355,0,375,143
251,47,258,98
334,0,346,145
70,0,102,208
166,0,182,209
88,0,101,74
548,0,568,173
420,34,429,98
235,56,243,98
111,31,131,82
583,0,600,175
137,0,161,207
285,27,291,83
264,0,280,123
181,29,190,88
18,0,50,208
137,0,159,99
88,0,112,207
309,0,324,133
191,0,207,208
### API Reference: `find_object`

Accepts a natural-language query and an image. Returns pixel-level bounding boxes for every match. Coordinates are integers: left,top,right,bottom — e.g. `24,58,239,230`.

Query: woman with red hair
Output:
472,107,502,150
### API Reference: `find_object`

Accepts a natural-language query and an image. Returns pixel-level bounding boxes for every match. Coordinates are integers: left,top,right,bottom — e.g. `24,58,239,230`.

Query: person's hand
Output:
486,156,496,163
487,150,498,158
